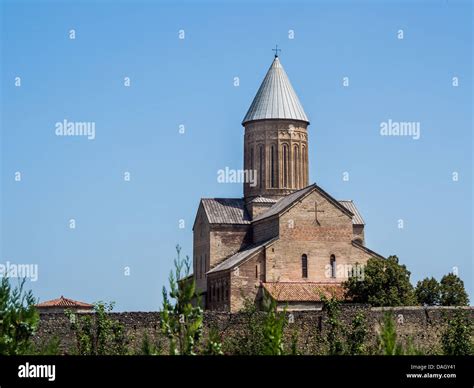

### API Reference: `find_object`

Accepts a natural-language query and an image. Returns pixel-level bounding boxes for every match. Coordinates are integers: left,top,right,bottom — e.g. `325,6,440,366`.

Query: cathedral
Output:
192,54,384,312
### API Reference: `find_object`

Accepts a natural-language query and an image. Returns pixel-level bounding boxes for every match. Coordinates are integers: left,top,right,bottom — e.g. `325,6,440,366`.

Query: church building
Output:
192,53,384,312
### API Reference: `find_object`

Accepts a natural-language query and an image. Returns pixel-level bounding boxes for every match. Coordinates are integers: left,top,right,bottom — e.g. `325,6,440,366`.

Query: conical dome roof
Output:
242,56,309,125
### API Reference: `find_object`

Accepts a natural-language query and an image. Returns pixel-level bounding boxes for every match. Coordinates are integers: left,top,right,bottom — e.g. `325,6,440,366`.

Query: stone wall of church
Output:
34,306,473,355
193,205,211,293
247,202,274,219
267,190,365,283
209,225,250,269
207,271,231,311
252,217,279,243
230,250,265,312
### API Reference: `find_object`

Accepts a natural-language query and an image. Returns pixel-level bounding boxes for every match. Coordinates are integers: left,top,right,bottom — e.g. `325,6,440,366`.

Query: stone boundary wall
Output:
34,306,473,355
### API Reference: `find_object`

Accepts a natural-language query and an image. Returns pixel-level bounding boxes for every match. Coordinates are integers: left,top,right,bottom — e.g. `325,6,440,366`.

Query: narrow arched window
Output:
294,145,299,188
330,255,336,278
302,254,308,278
271,145,276,187
283,144,288,188
302,145,306,185
259,145,264,188
250,147,254,171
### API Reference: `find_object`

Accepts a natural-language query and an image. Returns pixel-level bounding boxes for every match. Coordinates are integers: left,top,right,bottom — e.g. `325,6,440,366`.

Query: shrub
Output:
160,245,205,355
66,301,128,355
346,311,368,355
0,277,39,355
261,296,286,355
441,310,473,355
377,312,421,355
322,296,344,355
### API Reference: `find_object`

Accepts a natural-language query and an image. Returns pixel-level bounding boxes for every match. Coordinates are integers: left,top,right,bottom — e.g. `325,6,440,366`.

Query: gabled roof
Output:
201,198,251,225
252,185,315,222
207,237,278,274
252,183,354,223
242,56,309,125
263,282,346,302
36,296,93,309
352,240,385,259
339,200,365,225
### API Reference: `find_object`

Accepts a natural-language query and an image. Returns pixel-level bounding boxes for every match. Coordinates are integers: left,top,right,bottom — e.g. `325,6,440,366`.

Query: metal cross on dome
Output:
272,45,281,57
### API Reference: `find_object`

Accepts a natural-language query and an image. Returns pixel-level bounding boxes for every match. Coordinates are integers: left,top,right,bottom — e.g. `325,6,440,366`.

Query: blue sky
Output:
1,0,472,311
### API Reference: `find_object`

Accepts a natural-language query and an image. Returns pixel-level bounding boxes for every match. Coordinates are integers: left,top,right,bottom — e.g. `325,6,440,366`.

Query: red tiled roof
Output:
36,296,93,309
263,282,346,302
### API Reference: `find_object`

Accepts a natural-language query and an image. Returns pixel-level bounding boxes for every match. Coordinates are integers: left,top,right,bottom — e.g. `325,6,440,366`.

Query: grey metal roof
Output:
338,200,365,225
201,198,251,225
242,57,309,125
207,237,278,274
252,184,317,222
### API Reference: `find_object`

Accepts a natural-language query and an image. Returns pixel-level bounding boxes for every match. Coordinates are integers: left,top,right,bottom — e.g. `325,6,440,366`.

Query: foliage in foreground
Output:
223,298,265,355
261,296,286,355
318,296,370,355
66,302,128,355
377,312,420,355
0,277,39,355
160,245,206,355
441,309,473,355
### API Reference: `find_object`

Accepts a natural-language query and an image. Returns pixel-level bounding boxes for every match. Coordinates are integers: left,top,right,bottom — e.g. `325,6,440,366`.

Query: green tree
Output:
160,245,206,355
261,296,286,355
204,326,223,355
377,312,421,355
0,277,39,355
415,277,440,306
441,310,473,355
139,331,162,355
344,256,416,306
439,273,469,306
377,312,404,355
346,311,368,355
321,296,344,355
66,301,128,355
